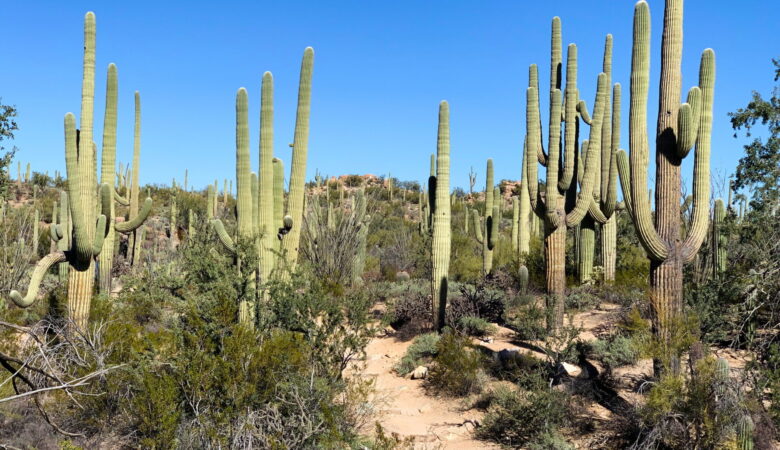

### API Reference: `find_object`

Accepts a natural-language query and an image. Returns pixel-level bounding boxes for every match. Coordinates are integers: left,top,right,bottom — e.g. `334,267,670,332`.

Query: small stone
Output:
562,362,581,377
411,366,429,379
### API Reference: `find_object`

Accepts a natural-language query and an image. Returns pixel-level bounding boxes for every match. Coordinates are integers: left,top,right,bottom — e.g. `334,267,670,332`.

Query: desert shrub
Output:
505,294,547,340
589,335,639,369
447,280,505,325
565,286,600,311
455,316,496,337
426,331,485,396
476,373,572,447
343,174,364,187
527,430,575,450
385,283,432,334
633,355,757,449
394,333,440,376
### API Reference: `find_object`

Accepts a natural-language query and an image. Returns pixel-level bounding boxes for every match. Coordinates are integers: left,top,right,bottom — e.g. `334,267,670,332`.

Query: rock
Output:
411,366,429,380
496,348,520,363
562,362,582,377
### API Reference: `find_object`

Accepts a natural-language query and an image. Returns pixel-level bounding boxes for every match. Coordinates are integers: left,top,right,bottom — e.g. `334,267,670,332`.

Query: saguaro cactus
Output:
10,12,114,330
97,65,152,293
126,92,150,267
471,159,498,275
431,101,451,331
712,198,727,275
616,0,715,372
524,16,614,329
280,47,315,271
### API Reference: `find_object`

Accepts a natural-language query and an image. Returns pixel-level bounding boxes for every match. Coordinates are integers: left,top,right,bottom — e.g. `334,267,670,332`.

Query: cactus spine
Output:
280,47,314,271
471,159,496,275
525,17,612,329
10,12,114,330
258,72,276,290
431,101,451,331
616,1,715,371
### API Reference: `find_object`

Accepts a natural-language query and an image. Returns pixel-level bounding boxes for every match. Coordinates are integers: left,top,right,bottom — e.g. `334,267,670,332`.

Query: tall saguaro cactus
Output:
280,47,314,271
10,12,113,330
712,198,727,276
471,159,497,275
127,92,148,266
616,0,715,372
431,101,451,331
525,16,613,330
97,65,152,293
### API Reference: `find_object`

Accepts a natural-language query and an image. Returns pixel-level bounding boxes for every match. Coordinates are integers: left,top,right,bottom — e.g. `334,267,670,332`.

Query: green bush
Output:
589,334,639,369
394,333,440,376
505,294,547,340
426,331,484,396
476,374,572,447
455,316,496,337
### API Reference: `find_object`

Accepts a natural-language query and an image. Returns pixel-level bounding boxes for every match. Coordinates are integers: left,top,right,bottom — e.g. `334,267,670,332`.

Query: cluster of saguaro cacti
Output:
211,49,312,326
471,159,498,275
430,101,451,331
523,16,616,329
615,0,715,371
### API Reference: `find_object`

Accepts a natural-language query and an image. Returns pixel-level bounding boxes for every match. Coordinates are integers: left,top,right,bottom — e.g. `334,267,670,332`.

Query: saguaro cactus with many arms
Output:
616,0,714,372
97,65,152,293
431,101,451,331
10,12,113,329
279,47,314,272
524,16,612,329
471,159,498,275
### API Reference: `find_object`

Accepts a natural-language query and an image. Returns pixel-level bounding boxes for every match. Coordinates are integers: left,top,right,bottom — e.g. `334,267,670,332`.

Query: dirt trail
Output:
354,304,641,448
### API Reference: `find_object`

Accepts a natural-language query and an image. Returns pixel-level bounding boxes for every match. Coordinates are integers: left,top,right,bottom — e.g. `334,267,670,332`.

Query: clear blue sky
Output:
3,1,778,197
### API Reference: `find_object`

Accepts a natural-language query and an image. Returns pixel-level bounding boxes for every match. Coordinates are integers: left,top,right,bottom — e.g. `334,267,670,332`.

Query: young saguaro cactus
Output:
524,16,612,330
471,159,498,275
431,101,451,331
97,65,152,293
10,11,115,330
616,0,715,372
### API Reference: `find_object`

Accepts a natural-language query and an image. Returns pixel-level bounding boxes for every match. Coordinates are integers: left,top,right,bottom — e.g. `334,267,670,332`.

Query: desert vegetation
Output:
1,0,779,449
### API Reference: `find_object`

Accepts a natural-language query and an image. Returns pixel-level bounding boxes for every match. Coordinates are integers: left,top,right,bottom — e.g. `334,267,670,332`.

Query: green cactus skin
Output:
184,169,188,192
188,209,196,240
280,47,314,271
511,196,519,254
207,184,216,219
224,179,229,204
712,198,727,275
352,188,368,285
519,264,529,295
258,72,276,288
10,12,115,330
32,209,39,257
578,216,595,283
615,1,715,369
518,137,531,258
96,64,151,293
25,163,30,183
431,101,451,331
737,415,754,450
273,157,285,251
127,91,149,267
471,159,495,275
17,161,21,187
524,15,615,330
56,191,71,282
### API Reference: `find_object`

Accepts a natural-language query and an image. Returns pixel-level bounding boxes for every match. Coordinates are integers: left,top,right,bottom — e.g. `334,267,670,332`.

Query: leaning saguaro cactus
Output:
279,47,314,272
616,0,715,372
430,101,451,331
471,159,498,275
97,66,152,293
524,16,612,330
10,12,113,330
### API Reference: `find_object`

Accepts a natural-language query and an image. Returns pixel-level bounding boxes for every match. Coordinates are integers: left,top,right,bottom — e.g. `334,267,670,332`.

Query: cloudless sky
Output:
3,1,778,198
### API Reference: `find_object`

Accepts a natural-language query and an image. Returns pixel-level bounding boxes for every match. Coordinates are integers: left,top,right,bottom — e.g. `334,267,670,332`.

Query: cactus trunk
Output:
431,101,451,331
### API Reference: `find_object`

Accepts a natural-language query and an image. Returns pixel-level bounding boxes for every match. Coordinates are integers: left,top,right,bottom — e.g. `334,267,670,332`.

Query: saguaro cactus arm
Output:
115,197,153,232
681,49,715,263
626,1,669,261
210,219,236,255
10,252,68,307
